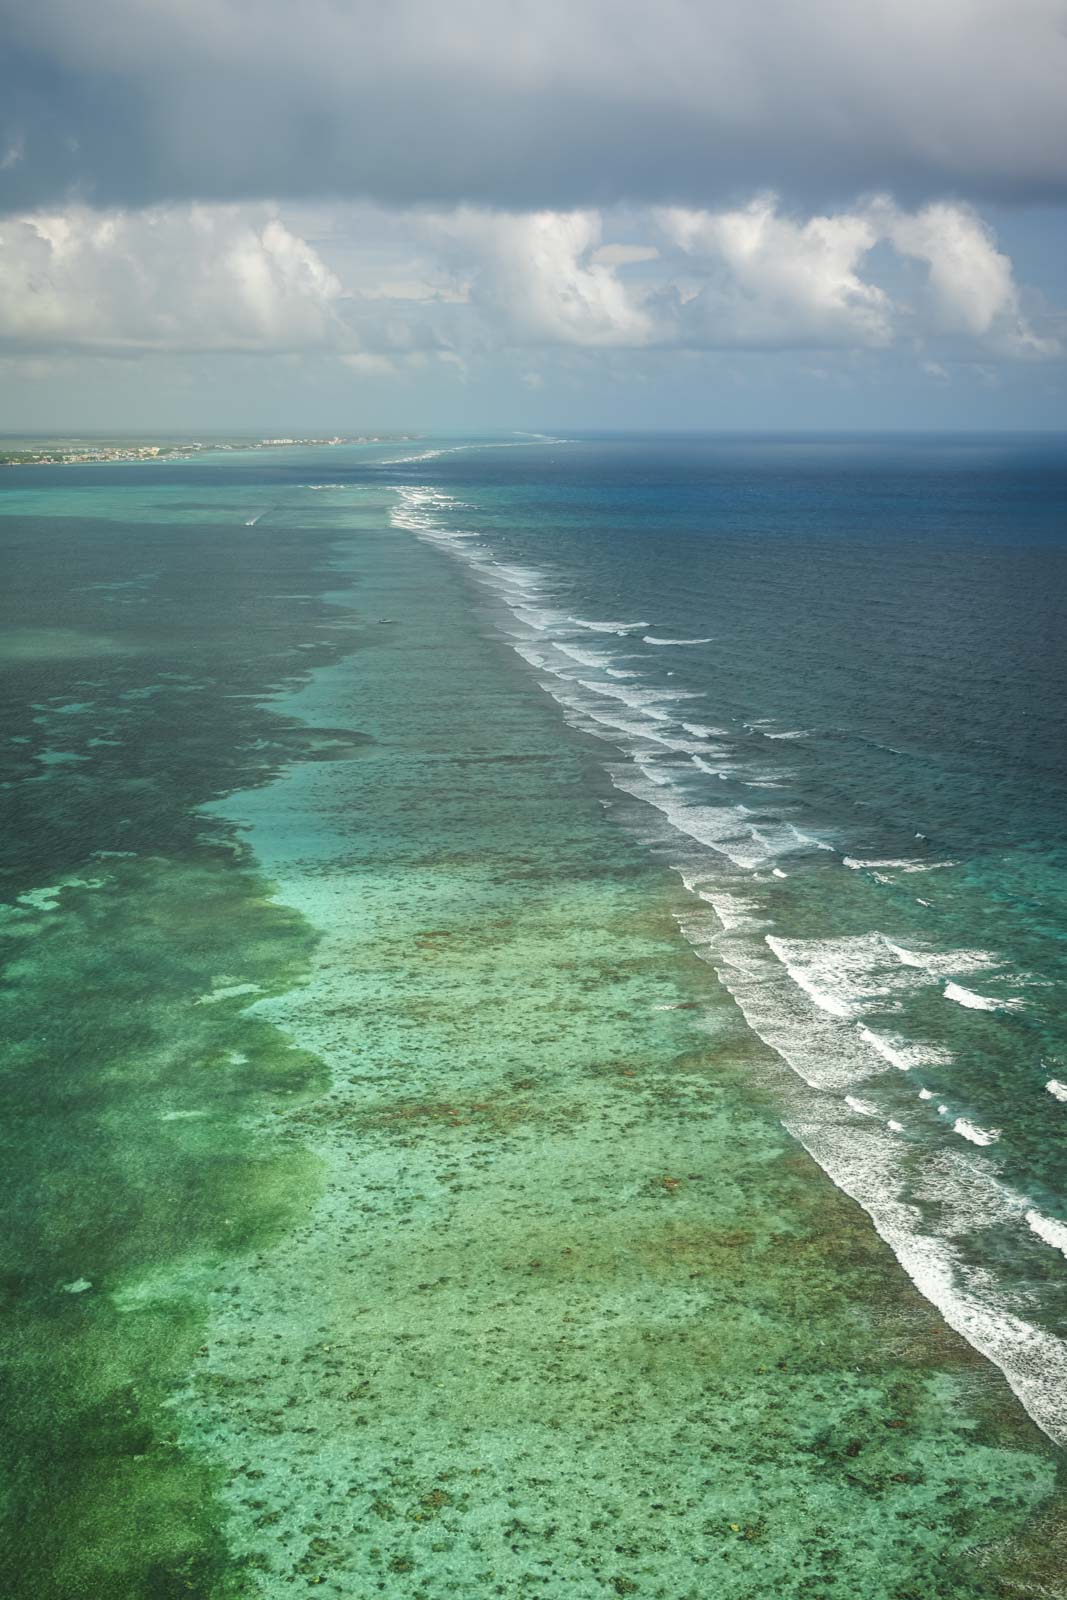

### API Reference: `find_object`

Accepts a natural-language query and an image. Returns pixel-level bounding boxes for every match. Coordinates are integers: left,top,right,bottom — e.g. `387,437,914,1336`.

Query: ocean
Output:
1,432,1065,1598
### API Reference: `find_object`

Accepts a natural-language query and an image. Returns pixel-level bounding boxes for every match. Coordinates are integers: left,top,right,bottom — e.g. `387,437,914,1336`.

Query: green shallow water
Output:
0,466,1064,1597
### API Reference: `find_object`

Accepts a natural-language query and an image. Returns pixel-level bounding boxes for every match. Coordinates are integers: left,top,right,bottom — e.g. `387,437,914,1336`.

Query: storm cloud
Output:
3,0,1067,216
2,1,1064,432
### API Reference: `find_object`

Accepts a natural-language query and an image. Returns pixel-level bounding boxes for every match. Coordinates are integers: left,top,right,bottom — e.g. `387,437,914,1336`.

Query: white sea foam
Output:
691,754,733,777
1027,1209,1067,1259
550,690,709,754
680,926,899,1091
767,937,856,1017
883,941,920,967
509,642,589,686
912,1151,1027,1231
857,1025,948,1071
384,440,522,465
568,617,650,634
488,562,549,595
1046,1079,1067,1102
765,932,929,1017
634,759,671,787
574,678,664,712
510,605,568,632
382,447,452,463
676,867,711,896
575,678,703,720
552,643,622,670
697,746,791,793
883,940,999,983
786,1115,1067,1445
643,636,713,645
953,1118,1001,1146
510,643,554,673
610,769,825,872
792,828,833,853
944,981,1022,1011
389,486,489,554
710,933,959,1096
700,891,764,933
844,856,958,873
382,435,569,466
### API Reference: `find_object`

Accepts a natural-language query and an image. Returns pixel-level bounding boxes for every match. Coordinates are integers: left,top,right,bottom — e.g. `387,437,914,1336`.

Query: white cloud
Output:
657,198,892,348
879,199,1059,356
425,209,656,347
0,194,1058,376
0,205,346,353
652,196,1060,358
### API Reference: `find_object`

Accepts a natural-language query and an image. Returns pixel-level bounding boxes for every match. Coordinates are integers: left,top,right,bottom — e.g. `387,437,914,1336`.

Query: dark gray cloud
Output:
2,0,1067,216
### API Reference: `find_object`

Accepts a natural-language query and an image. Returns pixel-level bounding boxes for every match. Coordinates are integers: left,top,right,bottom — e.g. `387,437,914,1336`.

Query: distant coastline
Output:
0,434,418,467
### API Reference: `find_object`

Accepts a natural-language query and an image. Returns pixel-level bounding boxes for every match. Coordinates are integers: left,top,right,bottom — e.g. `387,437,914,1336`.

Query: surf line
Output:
386,477,1067,1447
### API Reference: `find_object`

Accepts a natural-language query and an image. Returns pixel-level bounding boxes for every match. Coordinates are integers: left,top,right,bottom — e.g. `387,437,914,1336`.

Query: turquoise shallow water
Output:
0,442,1065,1597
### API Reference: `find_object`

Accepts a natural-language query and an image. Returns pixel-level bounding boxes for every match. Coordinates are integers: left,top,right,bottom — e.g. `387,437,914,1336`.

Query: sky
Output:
1,0,1066,433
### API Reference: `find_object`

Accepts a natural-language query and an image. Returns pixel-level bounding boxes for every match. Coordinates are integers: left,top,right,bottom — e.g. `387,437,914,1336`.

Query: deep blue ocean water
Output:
379,432,1067,1440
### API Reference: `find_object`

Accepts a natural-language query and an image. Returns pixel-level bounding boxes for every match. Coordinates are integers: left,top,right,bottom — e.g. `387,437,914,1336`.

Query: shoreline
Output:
0,436,420,469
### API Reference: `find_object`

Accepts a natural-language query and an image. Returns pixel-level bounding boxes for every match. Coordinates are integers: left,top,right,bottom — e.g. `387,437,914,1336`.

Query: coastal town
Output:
0,435,417,467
